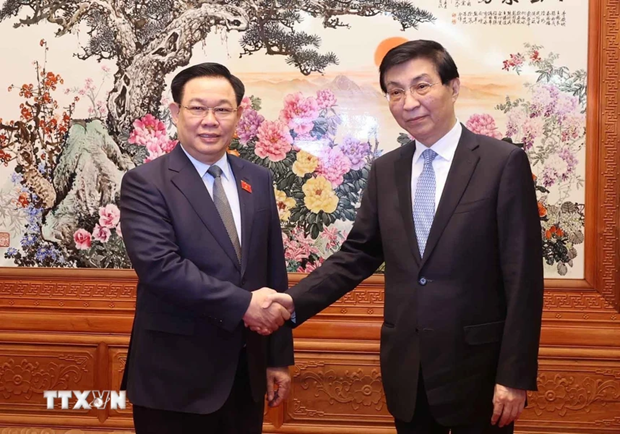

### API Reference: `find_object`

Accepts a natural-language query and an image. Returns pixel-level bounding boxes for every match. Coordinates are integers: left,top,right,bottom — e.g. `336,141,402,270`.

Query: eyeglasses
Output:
182,105,238,119
385,82,438,103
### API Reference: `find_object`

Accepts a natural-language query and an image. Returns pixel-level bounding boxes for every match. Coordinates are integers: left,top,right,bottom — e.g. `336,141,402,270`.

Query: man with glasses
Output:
264,40,544,433
120,62,293,433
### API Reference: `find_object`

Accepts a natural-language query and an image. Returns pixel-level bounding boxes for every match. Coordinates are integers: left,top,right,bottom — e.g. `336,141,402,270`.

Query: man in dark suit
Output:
263,40,544,433
120,63,293,433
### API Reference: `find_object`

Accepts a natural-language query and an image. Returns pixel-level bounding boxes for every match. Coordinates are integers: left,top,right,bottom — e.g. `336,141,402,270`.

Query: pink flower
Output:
129,114,167,145
99,203,121,228
73,229,92,250
506,106,527,138
466,114,503,140
316,147,352,187
128,114,177,162
279,93,320,135
283,228,319,263
96,100,108,118
240,96,253,111
92,224,111,243
316,89,337,109
530,84,559,118
561,111,585,142
321,226,341,250
236,109,264,144
520,117,544,150
338,136,371,170
255,120,293,162
297,259,323,273
84,78,95,91
101,65,111,73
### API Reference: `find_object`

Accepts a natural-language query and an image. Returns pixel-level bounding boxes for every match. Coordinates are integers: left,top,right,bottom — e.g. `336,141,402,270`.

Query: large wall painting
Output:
0,0,587,278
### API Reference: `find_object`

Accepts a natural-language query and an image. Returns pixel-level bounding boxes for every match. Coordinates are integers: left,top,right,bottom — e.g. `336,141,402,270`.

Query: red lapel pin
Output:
241,180,252,193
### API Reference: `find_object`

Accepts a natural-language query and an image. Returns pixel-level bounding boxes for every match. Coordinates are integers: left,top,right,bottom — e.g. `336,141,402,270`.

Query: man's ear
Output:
169,102,180,125
450,77,461,101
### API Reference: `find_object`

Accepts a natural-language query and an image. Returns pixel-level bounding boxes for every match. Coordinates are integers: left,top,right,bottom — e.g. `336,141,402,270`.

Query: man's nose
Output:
402,90,422,110
201,108,219,125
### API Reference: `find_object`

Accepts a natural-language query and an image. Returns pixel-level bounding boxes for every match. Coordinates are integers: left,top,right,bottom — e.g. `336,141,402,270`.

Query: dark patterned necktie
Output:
207,165,241,263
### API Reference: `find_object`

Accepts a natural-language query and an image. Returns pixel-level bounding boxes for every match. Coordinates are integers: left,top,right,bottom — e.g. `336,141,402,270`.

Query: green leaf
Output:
310,224,319,239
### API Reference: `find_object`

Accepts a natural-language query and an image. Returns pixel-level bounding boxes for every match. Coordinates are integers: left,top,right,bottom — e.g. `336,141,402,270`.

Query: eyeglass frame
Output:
384,82,440,103
180,105,239,119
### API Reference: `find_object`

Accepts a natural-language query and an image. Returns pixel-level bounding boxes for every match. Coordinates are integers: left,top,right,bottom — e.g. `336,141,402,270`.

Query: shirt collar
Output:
413,120,462,163
179,146,233,181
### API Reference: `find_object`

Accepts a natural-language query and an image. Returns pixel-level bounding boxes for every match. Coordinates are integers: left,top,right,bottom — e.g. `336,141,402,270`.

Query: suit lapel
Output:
168,146,240,271
394,141,422,265
228,155,254,277
420,127,480,268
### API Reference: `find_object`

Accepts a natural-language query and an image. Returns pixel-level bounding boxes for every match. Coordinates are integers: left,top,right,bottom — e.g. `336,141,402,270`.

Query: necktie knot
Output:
422,148,437,165
207,165,223,178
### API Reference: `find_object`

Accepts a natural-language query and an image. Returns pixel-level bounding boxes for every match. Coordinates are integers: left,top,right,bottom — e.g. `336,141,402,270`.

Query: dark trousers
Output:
395,370,514,434
132,349,264,434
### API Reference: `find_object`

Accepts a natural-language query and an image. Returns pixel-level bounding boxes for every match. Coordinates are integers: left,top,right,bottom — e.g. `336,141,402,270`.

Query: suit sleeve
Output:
286,160,385,325
495,148,544,391
120,168,251,333
265,172,295,367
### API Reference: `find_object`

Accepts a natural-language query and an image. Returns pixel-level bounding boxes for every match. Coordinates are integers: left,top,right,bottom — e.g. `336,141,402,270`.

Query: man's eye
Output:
389,90,404,97
214,107,232,114
190,106,206,112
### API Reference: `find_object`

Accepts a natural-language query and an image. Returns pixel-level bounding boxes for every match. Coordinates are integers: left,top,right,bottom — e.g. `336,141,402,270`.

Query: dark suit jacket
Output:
119,145,294,414
287,126,544,425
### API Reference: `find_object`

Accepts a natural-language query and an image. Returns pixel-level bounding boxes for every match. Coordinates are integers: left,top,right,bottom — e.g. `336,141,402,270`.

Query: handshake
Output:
242,288,295,335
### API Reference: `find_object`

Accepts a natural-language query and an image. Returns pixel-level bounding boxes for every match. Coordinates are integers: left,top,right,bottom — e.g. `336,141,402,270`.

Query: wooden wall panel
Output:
0,0,618,432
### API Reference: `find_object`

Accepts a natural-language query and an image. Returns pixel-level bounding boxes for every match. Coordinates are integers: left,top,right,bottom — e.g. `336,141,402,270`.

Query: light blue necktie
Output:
413,149,437,257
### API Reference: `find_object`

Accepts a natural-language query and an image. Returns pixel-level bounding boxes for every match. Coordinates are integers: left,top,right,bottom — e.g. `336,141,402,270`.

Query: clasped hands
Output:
242,288,294,335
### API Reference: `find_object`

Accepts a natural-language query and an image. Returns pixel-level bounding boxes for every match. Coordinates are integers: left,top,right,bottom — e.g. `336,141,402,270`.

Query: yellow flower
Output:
274,189,296,221
293,150,319,176
303,176,338,214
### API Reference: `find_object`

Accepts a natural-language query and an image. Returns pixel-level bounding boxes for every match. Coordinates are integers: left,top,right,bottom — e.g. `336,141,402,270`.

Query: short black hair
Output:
379,40,459,93
170,62,245,106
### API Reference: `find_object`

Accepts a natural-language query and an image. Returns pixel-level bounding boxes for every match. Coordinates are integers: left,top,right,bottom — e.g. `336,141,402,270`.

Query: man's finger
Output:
498,402,513,428
278,304,291,321
261,294,274,309
277,377,290,402
266,376,275,402
491,402,503,425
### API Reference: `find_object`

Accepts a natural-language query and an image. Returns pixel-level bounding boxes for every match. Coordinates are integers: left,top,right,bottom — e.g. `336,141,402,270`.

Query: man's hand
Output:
491,384,527,428
262,292,294,313
242,288,290,335
246,292,295,334
266,367,291,407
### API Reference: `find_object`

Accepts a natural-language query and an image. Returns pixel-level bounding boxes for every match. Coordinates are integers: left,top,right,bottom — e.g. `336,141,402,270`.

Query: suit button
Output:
419,277,427,286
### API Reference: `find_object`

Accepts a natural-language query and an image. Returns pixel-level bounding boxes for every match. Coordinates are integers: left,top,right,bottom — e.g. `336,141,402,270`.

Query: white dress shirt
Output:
411,121,462,213
180,147,242,245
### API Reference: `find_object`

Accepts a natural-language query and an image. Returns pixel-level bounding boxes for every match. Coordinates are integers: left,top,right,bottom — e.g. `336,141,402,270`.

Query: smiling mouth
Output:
407,116,427,122
198,133,220,139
